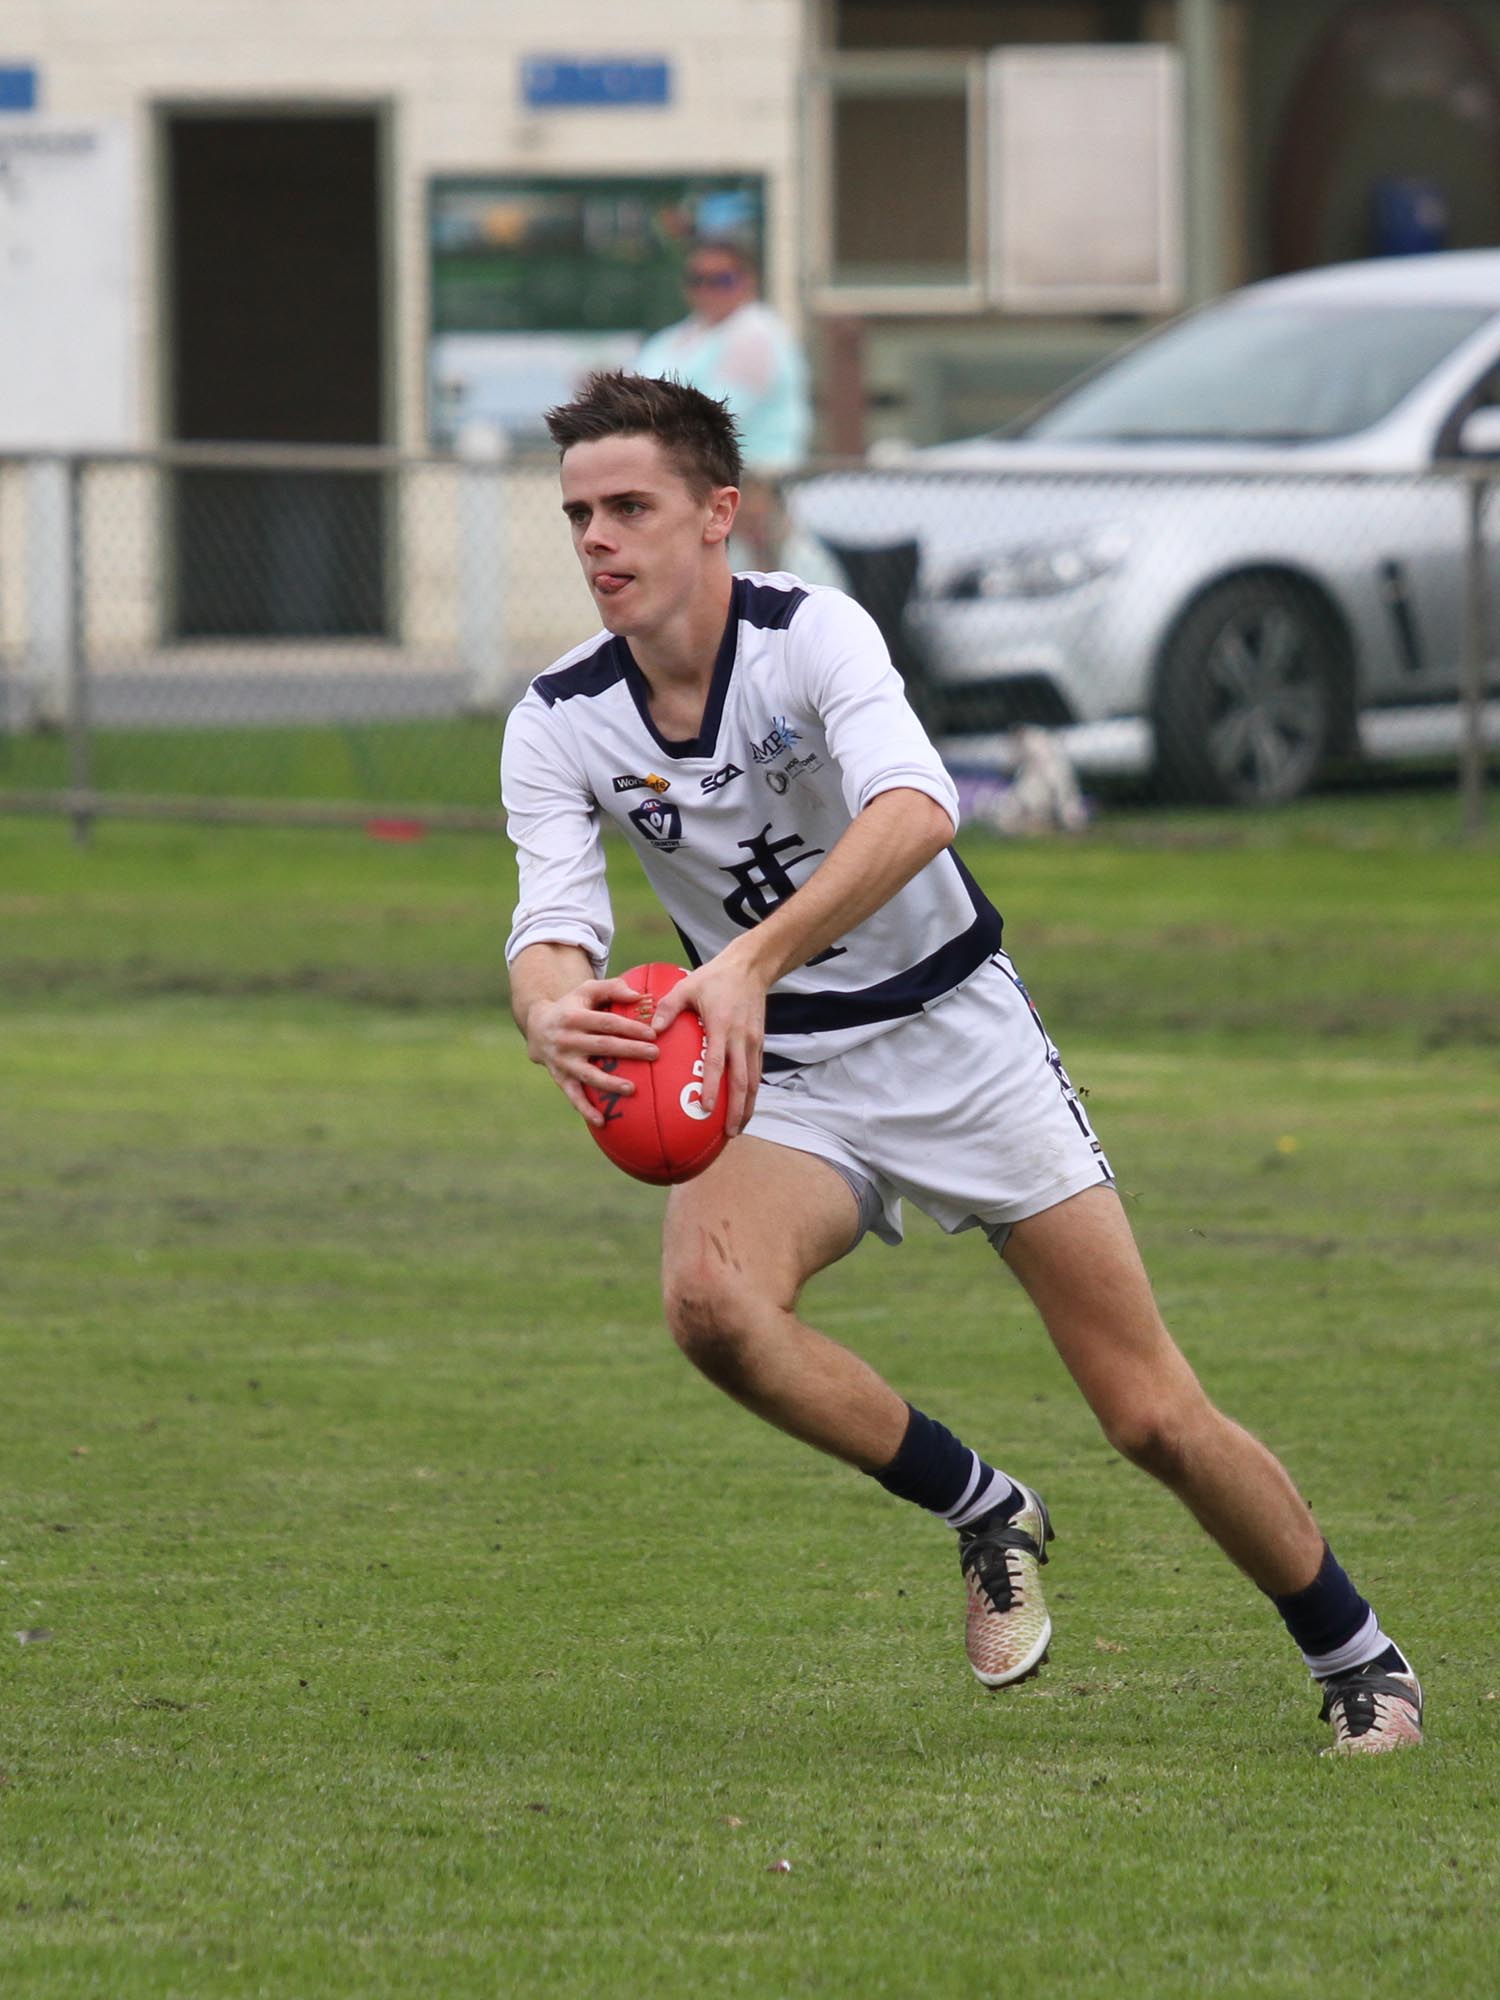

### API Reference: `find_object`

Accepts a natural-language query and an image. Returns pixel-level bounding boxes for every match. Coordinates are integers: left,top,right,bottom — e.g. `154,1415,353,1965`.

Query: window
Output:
989,47,1182,313
806,54,985,312
1020,304,1492,444
806,44,1183,316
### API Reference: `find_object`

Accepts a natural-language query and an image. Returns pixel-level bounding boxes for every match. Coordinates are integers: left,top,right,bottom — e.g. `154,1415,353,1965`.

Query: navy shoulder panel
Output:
534,639,625,709
738,579,808,632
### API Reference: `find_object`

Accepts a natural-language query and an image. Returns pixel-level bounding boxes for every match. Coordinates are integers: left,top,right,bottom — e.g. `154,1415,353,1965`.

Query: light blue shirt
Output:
636,302,812,473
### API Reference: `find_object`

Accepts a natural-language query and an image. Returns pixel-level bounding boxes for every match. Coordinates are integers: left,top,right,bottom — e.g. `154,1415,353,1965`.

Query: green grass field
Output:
0,717,509,813
2,794,1498,1997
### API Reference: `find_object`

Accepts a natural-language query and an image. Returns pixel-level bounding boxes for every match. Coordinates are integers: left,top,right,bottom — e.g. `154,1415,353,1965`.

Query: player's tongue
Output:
595,572,633,596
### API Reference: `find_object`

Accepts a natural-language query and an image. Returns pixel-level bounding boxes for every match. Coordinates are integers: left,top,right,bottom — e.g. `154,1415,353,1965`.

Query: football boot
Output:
1319,1660,1424,1754
959,1481,1054,1687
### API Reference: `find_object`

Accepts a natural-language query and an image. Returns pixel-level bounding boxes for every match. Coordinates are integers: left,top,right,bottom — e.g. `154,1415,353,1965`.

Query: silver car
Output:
790,251,1500,804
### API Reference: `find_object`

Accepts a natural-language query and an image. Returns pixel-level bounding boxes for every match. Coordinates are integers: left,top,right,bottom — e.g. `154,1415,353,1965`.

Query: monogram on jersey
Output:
720,823,846,964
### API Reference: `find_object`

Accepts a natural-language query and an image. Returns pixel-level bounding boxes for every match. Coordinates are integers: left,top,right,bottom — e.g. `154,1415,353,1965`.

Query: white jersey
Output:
501,573,1003,1068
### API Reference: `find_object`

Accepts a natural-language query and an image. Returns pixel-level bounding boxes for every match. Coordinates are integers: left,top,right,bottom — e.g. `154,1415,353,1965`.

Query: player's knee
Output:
662,1277,759,1395
1101,1399,1195,1486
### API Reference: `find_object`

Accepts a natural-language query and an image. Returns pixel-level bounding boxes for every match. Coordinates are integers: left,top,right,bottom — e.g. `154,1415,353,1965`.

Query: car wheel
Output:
1152,576,1341,806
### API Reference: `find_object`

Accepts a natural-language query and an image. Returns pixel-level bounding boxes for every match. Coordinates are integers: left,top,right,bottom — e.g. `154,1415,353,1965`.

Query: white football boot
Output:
958,1482,1054,1687
1319,1660,1424,1753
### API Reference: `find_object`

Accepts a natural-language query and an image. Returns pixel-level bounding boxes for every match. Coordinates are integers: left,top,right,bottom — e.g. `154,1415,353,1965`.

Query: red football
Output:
586,963,729,1186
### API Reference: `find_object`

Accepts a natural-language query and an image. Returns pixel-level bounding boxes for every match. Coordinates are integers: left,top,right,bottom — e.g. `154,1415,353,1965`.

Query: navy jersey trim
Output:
740,579,808,631
947,848,1002,931
672,921,703,969
620,580,746,761
765,853,1003,1038
534,638,622,709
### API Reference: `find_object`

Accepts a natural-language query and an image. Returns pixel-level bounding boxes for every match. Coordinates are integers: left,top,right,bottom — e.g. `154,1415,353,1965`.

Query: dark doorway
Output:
164,109,389,639
1269,3,1500,276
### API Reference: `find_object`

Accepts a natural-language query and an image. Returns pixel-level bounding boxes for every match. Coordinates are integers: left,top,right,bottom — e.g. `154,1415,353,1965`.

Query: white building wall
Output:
3,0,807,451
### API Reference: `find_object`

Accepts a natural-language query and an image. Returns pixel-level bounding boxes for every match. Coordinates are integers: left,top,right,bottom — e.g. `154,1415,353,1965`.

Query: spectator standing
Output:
636,239,811,567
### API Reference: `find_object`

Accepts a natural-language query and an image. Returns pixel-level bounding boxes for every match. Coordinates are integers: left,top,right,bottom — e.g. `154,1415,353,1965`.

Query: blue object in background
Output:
0,64,38,111
521,59,671,110
1369,178,1450,257
695,189,760,245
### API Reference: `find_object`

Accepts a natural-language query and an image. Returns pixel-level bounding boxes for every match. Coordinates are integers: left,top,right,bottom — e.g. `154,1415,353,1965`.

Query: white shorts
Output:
744,951,1113,1252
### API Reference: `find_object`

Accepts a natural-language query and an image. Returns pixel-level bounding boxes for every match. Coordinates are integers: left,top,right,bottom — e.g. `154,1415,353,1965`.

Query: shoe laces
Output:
960,1518,1042,1614
966,1542,1021,1612
1319,1670,1417,1740
1327,1685,1380,1740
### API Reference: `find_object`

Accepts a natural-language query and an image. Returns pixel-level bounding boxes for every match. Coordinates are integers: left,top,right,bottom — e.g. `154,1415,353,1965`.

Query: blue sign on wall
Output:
521,58,671,110
0,65,38,112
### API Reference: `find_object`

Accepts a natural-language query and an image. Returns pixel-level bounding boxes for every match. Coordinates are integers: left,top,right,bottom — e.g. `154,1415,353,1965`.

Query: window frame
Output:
802,51,988,316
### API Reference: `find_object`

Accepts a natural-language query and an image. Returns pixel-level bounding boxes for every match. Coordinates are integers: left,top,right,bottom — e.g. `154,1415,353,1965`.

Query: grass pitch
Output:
0,716,506,812
2,793,1498,1997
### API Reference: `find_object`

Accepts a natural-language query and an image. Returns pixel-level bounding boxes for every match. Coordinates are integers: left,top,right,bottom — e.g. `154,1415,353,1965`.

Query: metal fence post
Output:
1460,471,1488,841
23,455,75,730
458,422,510,711
64,457,93,845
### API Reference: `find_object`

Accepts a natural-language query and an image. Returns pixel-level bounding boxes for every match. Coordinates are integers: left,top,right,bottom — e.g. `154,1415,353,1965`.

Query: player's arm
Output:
722,783,954,980
503,694,660,1128
510,943,659,1130
652,785,954,1136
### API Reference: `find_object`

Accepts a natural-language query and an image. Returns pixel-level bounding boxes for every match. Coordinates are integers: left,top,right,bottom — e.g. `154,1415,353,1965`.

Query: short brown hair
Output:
545,371,742,493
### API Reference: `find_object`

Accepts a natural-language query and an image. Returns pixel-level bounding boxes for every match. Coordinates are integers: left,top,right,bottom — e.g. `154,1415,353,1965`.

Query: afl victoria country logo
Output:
628,796,685,851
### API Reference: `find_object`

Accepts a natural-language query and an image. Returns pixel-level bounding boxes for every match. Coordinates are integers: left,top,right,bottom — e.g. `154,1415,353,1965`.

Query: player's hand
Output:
651,952,768,1138
525,976,659,1128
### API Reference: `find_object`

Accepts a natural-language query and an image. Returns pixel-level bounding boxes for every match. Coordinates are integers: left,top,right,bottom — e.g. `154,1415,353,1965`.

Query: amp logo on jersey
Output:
750,715,801,765
720,823,846,964
628,796,685,852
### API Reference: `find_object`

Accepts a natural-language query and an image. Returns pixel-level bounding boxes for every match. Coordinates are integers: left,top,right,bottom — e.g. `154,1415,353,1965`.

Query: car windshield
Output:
1016,303,1493,444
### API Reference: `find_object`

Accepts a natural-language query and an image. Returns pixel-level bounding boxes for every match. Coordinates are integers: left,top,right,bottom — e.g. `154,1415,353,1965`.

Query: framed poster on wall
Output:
427,174,765,447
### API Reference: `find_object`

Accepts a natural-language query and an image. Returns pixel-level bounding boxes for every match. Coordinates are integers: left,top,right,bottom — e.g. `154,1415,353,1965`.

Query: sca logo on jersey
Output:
679,1032,712,1121
612,772,671,794
750,715,801,765
628,796,685,852
764,753,822,796
700,761,744,793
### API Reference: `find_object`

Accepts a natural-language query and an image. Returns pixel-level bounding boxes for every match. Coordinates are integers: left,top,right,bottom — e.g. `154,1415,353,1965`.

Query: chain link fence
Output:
1,446,1496,837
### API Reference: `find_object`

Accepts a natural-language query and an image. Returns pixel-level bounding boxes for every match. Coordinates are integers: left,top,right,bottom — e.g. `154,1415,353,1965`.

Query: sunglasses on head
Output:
685,267,742,289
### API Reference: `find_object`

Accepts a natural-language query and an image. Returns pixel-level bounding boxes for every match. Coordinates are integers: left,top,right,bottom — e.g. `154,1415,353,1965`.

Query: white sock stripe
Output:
1303,1609,1385,1680
948,1468,1009,1531
942,1452,983,1525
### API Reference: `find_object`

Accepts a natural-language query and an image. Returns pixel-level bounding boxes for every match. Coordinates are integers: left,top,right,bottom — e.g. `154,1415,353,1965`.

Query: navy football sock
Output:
1270,1541,1398,1678
871,1403,1021,1530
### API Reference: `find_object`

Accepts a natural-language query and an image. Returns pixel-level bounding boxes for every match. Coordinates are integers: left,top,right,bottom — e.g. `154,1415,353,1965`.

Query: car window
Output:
1017,304,1493,444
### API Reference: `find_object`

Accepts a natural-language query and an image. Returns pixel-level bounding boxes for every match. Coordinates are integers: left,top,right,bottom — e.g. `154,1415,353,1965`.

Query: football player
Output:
502,372,1421,1754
